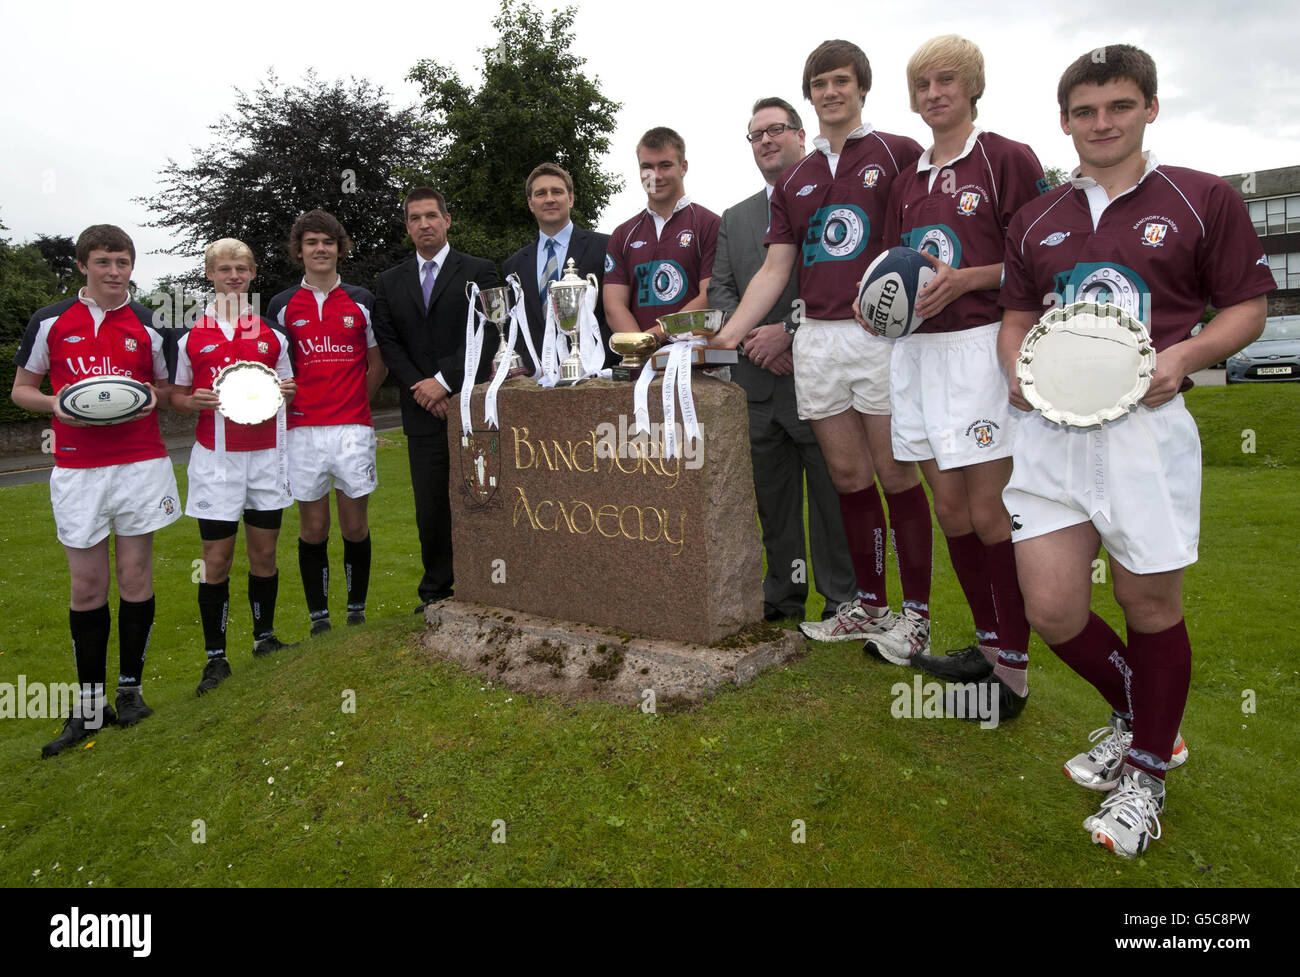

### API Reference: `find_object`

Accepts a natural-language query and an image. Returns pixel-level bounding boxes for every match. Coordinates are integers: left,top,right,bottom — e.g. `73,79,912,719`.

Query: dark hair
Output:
802,40,872,102
637,127,686,161
75,224,135,265
750,96,802,130
403,186,448,220
288,209,353,266
525,162,574,199
1057,44,1157,113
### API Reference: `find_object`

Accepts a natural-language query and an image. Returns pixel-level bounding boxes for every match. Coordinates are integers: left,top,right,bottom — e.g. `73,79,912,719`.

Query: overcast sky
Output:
2,0,1297,289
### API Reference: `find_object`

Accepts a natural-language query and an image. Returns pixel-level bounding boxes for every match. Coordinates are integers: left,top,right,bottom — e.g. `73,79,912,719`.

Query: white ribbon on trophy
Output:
506,274,545,381
460,281,488,435
538,291,566,388
577,286,610,380
660,335,707,460
480,277,537,429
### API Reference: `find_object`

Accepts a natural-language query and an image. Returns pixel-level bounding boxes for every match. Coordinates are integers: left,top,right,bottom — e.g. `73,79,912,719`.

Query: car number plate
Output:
1257,366,1293,376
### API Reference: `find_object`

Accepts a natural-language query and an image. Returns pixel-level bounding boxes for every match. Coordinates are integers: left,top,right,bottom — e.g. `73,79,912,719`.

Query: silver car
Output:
1227,316,1300,383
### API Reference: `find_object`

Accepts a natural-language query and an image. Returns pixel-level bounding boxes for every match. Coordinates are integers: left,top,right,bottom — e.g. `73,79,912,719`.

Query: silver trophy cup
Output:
467,282,524,376
547,258,598,385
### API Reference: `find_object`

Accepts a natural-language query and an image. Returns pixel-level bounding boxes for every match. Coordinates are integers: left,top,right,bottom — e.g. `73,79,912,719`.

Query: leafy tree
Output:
136,72,433,294
407,0,622,265
32,234,81,292
0,217,64,344
1043,166,1068,189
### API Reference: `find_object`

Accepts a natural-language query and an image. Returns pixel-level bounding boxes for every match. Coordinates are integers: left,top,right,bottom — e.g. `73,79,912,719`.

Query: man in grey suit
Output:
502,163,612,371
709,97,855,622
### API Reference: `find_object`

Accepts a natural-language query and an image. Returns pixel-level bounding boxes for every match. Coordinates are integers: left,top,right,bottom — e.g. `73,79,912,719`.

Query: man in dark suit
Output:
502,162,611,370
709,97,855,622
372,187,499,609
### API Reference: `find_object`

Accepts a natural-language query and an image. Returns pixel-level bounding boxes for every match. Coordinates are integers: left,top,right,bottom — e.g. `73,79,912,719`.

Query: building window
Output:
1248,194,1300,236
1268,252,1300,289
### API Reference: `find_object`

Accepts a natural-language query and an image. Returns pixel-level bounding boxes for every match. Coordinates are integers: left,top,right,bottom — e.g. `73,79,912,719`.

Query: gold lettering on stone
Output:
513,427,535,471
596,504,620,538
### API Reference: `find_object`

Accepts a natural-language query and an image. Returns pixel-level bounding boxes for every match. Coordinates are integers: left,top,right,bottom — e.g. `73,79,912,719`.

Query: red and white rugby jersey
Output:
266,279,376,428
175,312,291,451
604,200,720,331
1001,154,1275,351
885,129,1046,333
15,294,167,468
768,125,923,321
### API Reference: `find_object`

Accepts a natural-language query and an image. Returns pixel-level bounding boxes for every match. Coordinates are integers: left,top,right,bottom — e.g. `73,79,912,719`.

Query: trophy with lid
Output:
547,259,598,386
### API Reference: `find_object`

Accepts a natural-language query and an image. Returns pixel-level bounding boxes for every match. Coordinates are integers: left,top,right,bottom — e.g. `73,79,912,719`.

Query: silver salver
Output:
1016,301,1156,428
213,360,283,424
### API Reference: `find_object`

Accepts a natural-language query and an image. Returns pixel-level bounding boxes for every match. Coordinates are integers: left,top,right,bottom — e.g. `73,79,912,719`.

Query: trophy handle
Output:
585,273,598,289
465,281,475,301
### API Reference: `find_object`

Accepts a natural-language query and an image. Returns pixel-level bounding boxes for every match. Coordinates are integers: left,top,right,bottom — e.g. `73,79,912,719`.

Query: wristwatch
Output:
783,318,799,336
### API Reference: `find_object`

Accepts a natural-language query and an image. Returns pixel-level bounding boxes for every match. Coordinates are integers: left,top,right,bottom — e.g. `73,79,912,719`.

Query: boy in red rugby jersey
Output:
11,224,178,755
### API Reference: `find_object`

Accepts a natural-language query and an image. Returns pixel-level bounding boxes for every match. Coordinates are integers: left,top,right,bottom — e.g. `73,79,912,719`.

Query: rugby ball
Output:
57,376,152,425
857,247,936,339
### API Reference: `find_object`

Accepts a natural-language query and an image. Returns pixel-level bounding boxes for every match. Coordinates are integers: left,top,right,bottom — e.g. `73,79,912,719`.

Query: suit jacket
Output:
708,188,801,402
372,249,500,437
502,227,612,371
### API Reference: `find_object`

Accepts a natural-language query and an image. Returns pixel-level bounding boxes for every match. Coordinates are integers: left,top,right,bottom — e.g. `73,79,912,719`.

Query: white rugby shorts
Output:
1003,394,1201,574
792,317,892,420
184,442,293,521
287,424,378,501
890,323,1017,468
51,456,181,549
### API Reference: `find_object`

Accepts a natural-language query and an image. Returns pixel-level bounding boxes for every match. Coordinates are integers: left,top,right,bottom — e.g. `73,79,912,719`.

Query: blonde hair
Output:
204,238,256,272
907,34,985,120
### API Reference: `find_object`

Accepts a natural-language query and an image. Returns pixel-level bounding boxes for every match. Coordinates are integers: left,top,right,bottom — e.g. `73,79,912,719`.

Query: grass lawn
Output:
0,385,1296,887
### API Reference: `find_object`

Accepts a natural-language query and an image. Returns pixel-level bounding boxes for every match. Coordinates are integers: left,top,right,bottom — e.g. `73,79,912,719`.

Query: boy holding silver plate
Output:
172,239,297,696
997,46,1273,857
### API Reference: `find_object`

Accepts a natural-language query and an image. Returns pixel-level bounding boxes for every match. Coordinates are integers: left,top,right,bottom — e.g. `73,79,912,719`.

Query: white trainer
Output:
1065,713,1189,791
799,600,894,643
863,608,930,666
1086,768,1165,858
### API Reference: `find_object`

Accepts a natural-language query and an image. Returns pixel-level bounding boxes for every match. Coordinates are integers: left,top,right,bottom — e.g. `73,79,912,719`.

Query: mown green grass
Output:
0,386,1296,887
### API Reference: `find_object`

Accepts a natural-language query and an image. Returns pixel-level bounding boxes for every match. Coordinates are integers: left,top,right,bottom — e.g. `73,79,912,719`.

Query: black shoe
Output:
913,643,995,681
253,634,299,657
114,687,154,727
196,656,232,695
346,609,366,626
40,704,117,758
947,672,1028,724
413,593,452,614
310,618,332,636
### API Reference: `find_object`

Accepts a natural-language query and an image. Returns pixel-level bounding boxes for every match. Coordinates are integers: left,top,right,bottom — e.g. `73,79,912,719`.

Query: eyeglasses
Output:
745,123,797,143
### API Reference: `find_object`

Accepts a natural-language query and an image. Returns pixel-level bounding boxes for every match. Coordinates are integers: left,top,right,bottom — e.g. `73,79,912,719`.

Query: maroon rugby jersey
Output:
885,129,1045,333
175,314,291,451
604,201,720,331
768,126,923,320
266,281,376,428
15,296,168,468
1001,158,1274,351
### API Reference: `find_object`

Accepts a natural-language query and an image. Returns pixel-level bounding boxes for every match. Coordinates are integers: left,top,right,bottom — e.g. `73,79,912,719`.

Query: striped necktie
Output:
539,238,559,300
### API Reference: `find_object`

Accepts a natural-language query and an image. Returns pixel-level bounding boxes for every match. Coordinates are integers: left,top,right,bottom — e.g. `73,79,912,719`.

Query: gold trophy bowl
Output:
609,331,659,381
656,308,724,340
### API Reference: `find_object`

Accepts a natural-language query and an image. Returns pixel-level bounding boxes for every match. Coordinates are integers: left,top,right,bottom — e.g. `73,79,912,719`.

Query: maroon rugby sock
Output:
1126,619,1192,782
945,532,998,643
1049,612,1130,713
987,539,1030,658
837,485,889,608
885,485,932,619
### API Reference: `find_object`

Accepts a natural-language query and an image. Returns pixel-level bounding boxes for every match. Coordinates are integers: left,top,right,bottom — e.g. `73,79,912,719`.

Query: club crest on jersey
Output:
796,184,818,197
1040,231,1070,247
1142,222,1168,247
341,315,355,328
677,231,693,247
123,338,138,352
257,340,269,354
958,192,981,216
604,254,615,273
861,166,884,188
458,431,502,511
966,419,1000,447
